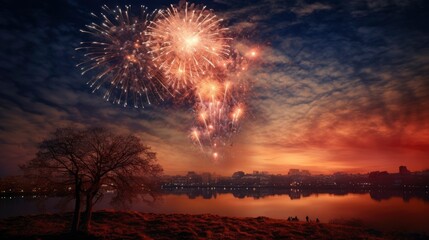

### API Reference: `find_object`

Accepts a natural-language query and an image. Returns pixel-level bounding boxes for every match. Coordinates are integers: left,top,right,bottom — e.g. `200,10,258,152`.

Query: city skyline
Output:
159,165,425,177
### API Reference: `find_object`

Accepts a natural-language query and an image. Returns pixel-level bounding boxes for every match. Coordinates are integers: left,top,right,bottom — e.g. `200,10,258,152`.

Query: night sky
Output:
1,0,428,176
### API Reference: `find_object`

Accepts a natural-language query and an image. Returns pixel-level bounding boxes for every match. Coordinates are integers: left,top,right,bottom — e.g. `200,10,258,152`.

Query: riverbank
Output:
0,210,426,239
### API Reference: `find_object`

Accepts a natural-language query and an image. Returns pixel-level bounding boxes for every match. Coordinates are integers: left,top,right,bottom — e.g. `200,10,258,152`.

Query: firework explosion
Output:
188,45,257,160
78,2,256,159
191,78,245,159
77,5,169,108
147,2,230,90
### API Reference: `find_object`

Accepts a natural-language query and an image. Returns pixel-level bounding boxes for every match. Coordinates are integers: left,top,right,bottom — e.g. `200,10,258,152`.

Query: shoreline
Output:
1,210,427,239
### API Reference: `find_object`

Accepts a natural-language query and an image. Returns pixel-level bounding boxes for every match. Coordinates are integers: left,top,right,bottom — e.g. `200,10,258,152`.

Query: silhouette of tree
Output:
21,127,88,233
21,127,163,233
78,128,163,231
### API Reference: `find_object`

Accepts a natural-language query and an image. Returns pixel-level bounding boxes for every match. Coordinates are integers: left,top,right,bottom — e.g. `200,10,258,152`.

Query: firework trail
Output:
190,78,244,153
147,2,231,90
189,47,255,159
77,5,170,108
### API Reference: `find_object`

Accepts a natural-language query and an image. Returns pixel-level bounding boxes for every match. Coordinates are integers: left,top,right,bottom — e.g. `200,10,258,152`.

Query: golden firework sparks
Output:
77,5,169,108
147,2,231,90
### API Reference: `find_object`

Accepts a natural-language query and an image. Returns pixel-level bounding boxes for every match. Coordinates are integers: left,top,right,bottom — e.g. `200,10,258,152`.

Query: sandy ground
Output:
0,210,426,239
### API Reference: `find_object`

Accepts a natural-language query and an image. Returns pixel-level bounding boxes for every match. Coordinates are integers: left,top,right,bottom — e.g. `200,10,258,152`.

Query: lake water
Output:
1,191,429,234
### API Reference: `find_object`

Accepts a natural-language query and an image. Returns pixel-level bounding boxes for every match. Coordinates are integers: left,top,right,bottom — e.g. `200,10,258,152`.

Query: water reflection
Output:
161,187,429,202
1,189,429,234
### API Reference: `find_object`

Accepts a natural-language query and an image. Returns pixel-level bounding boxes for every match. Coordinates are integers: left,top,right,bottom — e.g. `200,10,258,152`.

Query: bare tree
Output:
78,128,163,231
21,128,89,233
21,127,163,233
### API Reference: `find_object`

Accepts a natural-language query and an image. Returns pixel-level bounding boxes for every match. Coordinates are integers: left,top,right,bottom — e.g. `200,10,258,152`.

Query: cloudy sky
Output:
1,0,428,176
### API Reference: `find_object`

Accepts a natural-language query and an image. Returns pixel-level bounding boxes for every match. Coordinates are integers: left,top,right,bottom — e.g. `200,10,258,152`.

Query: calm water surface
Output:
1,192,428,233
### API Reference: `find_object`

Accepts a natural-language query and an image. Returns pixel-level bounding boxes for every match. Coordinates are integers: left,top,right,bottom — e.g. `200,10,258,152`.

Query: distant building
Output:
252,171,269,176
232,171,245,179
186,171,201,185
201,172,212,185
399,166,410,175
301,170,311,176
288,169,300,175
369,171,389,178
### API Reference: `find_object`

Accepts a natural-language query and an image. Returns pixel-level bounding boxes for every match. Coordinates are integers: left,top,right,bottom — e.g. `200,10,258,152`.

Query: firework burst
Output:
76,5,169,108
147,2,231,90
190,76,246,159
188,44,259,159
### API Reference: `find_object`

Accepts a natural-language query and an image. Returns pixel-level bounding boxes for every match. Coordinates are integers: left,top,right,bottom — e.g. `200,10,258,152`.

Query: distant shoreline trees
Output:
21,127,163,233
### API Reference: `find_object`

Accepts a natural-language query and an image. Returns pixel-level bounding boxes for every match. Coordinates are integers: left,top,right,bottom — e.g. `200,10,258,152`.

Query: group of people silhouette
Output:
287,216,320,223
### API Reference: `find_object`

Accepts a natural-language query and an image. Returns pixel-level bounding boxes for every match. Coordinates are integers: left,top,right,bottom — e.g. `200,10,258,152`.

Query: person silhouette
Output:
316,218,320,223
306,216,309,222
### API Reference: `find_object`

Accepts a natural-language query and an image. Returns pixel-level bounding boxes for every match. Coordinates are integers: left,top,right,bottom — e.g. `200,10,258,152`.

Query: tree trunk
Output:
81,191,95,232
70,178,82,233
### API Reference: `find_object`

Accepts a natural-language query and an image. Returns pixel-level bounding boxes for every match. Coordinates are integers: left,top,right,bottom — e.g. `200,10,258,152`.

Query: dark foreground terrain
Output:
0,210,426,239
